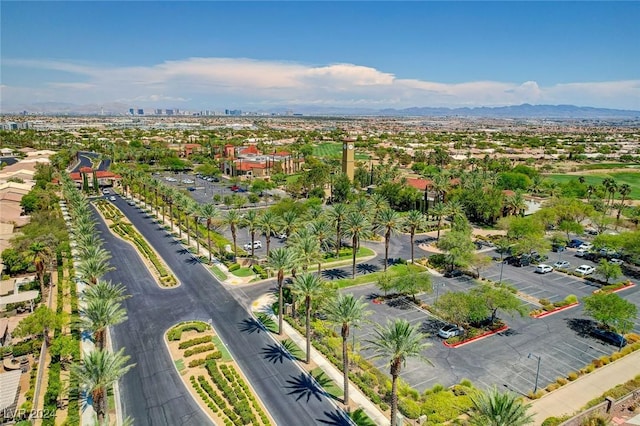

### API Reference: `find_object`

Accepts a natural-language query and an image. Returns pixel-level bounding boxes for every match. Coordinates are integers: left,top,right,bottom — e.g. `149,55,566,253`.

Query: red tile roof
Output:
236,161,267,171
240,145,259,155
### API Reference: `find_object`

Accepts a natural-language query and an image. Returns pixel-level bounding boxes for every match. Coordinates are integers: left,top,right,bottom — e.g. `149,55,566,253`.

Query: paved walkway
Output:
530,348,640,425
253,294,391,426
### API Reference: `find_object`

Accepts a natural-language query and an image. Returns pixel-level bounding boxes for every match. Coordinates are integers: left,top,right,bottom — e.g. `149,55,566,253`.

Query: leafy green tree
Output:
332,173,352,203
13,306,61,344
470,284,527,324
434,292,487,327
595,259,623,285
468,387,534,426
471,254,493,279
437,229,475,272
392,271,432,302
72,348,135,426
266,248,296,335
583,292,637,334
290,274,327,363
366,319,430,426
50,334,80,367
324,294,370,405
558,220,583,242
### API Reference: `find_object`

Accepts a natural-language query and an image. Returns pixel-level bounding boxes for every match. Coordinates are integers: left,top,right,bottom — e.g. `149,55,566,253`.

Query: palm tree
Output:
290,274,326,363
328,203,348,259
77,256,114,285
343,210,373,279
376,208,402,271
404,210,426,264
468,387,534,426
164,186,178,232
77,299,128,350
617,183,632,220
199,203,219,263
258,210,279,255
29,241,51,297
431,171,451,204
184,198,198,248
366,319,430,426
279,210,300,239
82,280,128,304
431,202,448,242
290,233,322,274
308,217,333,270
72,348,135,426
324,293,370,405
221,209,242,259
240,209,262,257
266,247,296,335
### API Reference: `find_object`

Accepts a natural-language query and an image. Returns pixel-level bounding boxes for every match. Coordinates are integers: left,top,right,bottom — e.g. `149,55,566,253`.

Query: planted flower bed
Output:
530,294,579,318
96,202,178,287
166,321,272,426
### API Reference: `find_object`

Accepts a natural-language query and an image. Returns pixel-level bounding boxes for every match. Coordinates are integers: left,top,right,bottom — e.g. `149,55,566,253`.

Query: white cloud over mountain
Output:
2,57,639,110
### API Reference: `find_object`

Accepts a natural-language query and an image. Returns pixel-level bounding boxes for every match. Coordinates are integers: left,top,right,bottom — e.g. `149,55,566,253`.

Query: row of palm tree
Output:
61,176,134,426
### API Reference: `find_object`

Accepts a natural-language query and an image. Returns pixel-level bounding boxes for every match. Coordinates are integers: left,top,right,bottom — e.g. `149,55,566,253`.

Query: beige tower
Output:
342,139,355,181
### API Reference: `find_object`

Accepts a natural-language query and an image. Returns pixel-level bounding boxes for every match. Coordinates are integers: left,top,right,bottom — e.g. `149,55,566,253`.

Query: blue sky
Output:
2,1,639,111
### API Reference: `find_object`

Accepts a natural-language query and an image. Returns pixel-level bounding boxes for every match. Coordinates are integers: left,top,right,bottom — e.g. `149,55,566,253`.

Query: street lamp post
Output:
528,353,542,394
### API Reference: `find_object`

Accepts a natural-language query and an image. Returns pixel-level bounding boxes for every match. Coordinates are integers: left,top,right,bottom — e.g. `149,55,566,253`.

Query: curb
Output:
594,283,636,295
531,302,579,319
443,325,509,348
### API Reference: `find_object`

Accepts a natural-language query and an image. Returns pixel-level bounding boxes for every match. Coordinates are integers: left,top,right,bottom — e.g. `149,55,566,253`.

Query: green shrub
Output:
539,298,550,306
228,263,241,272
542,416,571,426
179,336,212,349
567,371,579,381
565,294,578,304
398,398,422,419
184,344,217,357
556,377,568,386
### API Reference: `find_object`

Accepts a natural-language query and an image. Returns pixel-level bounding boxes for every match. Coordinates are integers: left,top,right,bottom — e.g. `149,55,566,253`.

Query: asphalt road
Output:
97,198,351,426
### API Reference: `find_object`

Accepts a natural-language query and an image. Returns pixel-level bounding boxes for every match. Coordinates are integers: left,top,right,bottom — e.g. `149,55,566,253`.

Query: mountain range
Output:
2,102,639,119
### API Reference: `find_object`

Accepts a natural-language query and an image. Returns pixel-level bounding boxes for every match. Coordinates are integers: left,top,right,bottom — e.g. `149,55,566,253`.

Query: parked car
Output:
243,241,262,250
444,269,464,278
438,324,464,339
575,249,588,257
109,196,116,201
591,327,627,347
530,252,548,263
585,227,599,236
553,260,570,269
610,258,624,266
568,239,585,248
579,243,593,251
599,248,617,257
551,244,566,252
102,188,110,194
187,187,196,191
535,264,553,274
127,200,136,206
575,265,595,275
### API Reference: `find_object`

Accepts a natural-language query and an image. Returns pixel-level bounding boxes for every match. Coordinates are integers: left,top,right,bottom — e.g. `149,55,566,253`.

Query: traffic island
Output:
443,325,509,348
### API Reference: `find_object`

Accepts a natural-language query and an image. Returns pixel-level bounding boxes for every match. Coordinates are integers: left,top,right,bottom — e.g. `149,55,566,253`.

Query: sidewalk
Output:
529,348,640,425
253,294,390,426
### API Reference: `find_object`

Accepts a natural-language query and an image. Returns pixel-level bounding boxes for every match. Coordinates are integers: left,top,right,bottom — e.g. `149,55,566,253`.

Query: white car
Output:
102,188,110,194
610,258,624,266
535,264,553,274
578,243,593,250
575,249,588,257
438,324,464,339
553,260,570,269
243,241,262,250
575,265,595,276
109,196,116,201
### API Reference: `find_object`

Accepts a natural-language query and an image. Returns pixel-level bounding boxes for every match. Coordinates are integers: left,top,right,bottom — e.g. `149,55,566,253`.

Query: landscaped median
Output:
530,295,579,319
593,280,636,295
165,321,274,426
443,324,509,348
94,200,178,287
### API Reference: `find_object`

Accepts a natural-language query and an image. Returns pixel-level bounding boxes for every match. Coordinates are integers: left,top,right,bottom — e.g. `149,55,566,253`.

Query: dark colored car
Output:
506,255,531,267
591,328,627,347
568,239,585,248
551,244,566,252
187,187,196,191
444,269,464,278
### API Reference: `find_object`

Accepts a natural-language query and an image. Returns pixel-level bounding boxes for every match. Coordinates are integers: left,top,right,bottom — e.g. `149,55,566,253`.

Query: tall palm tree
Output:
77,299,128,350
328,203,348,259
290,274,326,363
221,209,242,259
279,210,300,239
29,241,51,297
185,198,198,248
290,233,323,274
265,247,296,335
240,209,262,257
376,208,402,271
343,210,372,279
77,256,114,285
366,319,430,426
324,293,370,405
431,202,448,242
617,183,632,220
164,186,178,231
404,210,426,264
308,217,333,266
199,203,219,263
468,387,534,426
258,210,279,255
82,280,128,304
72,348,135,426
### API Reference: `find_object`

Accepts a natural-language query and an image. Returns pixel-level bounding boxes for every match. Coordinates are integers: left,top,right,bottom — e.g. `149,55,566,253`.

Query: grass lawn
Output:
255,312,278,333
210,266,227,281
576,163,640,171
231,267,255,277
212,335,232,361
545,172,640,200
281,338,305,361
334,263,427,288
310,367,344,399
325,247,375,263
313,142,370,160
174,359,185,371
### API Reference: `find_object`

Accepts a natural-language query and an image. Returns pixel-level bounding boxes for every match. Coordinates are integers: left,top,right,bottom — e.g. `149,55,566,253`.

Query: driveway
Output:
97,199,350,426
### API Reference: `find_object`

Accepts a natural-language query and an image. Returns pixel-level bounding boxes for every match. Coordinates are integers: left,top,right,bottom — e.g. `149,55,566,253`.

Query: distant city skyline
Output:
1,2,639,112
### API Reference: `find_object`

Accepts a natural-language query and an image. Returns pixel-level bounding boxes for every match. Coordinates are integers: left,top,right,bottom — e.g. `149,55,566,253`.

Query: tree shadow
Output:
316,409,353,426
386,296,413,310
285,372,325,403
322,268,350,280
177,248,191,255
565,318,596,338
185,256,202,265
356,263,379,274
260,343,295,364
238,317,265,334
419,319,442,336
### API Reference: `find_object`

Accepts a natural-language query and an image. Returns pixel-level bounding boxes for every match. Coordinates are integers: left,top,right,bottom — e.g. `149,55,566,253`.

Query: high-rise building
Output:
154,109,163,115
166,109,174,115
137,109,144,115
129,108,135,115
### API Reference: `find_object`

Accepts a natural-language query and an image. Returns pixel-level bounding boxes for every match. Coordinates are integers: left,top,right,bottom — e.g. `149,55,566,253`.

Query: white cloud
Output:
2,57,639,110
